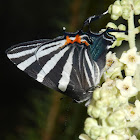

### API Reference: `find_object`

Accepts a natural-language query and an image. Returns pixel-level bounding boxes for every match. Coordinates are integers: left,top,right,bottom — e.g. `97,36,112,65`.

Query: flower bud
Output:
100,127,113,137
92,107,100,118
108,5,113,14
107,110,125,127
84,118,98,135
122,6,131,20
90,127,101,139
93,88,101,101
96,100,107,108
99,109,108,119
112,1,122,16
121,0,129,6
108,95,119,108
87,105,93,117
106,22,117,29
111,14,120,20
100,88,110,98
134,0,140,15
112,5,122,15
108,1,122,20
114,0,121,6
118,24,126,31
87,105,100,118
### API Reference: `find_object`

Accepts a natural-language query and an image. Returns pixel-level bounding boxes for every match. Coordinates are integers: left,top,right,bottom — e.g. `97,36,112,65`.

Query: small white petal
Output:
116,76,138,98
120,47,140,71
120,52,129,64
123,105,139,122
105,51,123,80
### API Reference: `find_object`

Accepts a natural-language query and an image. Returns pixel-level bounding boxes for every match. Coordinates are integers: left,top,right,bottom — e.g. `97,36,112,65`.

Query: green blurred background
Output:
1,0,140,140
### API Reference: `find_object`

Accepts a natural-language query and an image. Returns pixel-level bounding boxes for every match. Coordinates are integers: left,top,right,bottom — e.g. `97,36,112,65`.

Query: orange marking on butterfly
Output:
64,35,89,46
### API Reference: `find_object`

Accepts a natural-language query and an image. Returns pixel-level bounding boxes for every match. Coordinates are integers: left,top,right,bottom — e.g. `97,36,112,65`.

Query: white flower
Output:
123,104,139,122
116,76,138,98
119,47,140,73
105,52,118,71
104,52,123,79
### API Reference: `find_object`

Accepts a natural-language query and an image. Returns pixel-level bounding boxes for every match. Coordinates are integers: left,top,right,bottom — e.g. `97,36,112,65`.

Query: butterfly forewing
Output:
6,30,116,103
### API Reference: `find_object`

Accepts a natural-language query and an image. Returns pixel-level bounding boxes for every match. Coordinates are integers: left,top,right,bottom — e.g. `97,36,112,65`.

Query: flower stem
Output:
128,5,136,49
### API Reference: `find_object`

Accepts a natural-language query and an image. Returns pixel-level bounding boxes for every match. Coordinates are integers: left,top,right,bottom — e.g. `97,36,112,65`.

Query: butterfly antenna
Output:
81,10,108,31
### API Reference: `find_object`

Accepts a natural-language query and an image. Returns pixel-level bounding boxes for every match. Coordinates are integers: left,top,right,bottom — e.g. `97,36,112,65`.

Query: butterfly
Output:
6,11,121,103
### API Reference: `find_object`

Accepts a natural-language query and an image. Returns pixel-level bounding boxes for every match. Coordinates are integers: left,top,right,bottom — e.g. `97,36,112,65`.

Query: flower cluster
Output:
120,47,140,76
108,0,140,20
81,78,139,140
79,0,140,140
80,68,140,140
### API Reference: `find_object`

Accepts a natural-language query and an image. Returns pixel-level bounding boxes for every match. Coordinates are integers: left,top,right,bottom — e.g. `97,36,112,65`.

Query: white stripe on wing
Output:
17,40,65,71
36,47,69,82
7,48,37,59
94,61,100,85
58,48,75,92
85,50,95,85
83,60,92,87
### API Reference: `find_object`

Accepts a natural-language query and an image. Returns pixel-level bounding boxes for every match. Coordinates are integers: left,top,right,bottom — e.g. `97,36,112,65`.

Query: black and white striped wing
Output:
6,36,98,102
6,38,59,78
